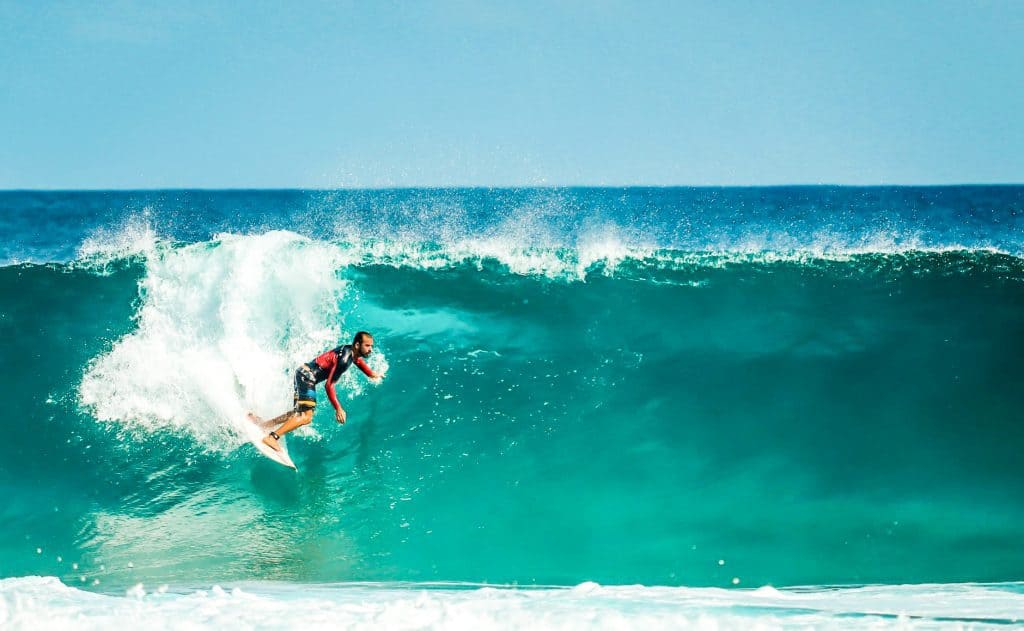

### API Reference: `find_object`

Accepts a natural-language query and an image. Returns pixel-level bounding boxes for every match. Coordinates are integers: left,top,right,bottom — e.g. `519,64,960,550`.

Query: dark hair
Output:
353,331,373,344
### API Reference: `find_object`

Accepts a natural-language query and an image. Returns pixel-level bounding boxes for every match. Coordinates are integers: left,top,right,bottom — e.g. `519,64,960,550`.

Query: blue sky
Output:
1,1,1022,188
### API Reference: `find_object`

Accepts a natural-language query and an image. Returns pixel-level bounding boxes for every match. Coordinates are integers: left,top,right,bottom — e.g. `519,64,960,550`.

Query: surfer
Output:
254,331,383,452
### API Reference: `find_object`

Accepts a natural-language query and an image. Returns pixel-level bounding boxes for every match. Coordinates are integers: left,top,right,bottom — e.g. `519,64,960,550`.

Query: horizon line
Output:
2,182,1023,193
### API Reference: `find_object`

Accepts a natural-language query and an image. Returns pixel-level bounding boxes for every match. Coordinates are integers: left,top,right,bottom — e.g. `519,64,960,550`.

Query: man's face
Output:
356,337,374,357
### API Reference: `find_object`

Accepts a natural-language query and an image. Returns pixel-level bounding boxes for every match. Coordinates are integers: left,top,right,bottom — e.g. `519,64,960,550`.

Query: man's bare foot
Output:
262,434,282,452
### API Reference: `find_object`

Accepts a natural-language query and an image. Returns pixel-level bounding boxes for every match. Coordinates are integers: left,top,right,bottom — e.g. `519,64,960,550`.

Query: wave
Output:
3,228,1014,453
4,225,1024,588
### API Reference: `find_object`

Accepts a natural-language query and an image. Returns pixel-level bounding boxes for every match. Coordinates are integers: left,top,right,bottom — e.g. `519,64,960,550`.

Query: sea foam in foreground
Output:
3,577,1024,630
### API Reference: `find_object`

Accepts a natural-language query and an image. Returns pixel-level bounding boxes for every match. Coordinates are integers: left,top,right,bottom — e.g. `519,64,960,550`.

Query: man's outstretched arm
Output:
354,357,383,380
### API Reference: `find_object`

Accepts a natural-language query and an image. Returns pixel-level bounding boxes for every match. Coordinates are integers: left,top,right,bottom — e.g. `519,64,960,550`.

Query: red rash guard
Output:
305,345,374,411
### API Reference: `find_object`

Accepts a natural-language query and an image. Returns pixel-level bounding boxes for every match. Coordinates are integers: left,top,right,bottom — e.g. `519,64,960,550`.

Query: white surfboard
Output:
245,413,297,471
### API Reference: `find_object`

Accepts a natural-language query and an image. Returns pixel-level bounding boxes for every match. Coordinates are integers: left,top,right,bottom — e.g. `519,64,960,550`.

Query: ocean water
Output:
1,187,1022,629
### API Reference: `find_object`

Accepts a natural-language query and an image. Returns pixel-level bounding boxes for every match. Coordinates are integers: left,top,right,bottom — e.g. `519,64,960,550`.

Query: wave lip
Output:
9,234,1020,281
128,231,1021,280
309,237,1024,283
2,577,1022,630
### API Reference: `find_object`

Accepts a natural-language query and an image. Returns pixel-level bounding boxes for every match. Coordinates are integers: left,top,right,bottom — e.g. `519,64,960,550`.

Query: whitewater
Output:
1,187,1023,628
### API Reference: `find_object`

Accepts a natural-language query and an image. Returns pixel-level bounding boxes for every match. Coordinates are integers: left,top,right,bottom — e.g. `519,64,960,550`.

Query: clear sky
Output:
1,1,1022,188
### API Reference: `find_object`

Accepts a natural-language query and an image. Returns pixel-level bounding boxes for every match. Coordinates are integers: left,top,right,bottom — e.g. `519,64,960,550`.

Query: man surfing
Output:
252,331,383,452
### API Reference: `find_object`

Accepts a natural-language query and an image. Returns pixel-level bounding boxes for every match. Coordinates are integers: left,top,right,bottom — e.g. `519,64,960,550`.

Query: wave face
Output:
1,188,1023,600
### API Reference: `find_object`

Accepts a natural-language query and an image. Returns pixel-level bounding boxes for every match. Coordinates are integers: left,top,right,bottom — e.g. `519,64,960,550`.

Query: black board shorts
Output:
293,366,317,412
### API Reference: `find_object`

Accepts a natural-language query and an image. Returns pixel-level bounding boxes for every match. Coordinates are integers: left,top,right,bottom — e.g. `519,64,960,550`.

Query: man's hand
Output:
372,371,385,383
336,408,347,424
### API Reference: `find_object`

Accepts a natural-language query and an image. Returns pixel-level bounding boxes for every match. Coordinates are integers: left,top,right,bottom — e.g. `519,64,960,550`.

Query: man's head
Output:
353,331,374,357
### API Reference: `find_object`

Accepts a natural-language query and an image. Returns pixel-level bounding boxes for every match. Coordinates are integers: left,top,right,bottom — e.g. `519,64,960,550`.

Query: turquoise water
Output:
1,188,1022,627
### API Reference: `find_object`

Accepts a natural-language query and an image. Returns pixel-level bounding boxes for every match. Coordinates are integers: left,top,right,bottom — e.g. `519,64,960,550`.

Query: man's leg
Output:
271,410,312,437
262,409,312,451
248,411,293,430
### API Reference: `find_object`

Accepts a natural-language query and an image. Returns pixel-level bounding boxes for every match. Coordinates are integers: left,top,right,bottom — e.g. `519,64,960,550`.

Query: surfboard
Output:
245,413,297,471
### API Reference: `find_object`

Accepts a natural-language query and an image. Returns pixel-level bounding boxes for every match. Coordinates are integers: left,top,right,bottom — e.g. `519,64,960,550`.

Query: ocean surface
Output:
1,187,1022,629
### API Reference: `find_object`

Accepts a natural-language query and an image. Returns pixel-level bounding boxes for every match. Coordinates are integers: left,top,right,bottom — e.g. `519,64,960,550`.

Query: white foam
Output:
332,207,1020,279
1,577,1022,630
337,236,1017,281
78,231,371,450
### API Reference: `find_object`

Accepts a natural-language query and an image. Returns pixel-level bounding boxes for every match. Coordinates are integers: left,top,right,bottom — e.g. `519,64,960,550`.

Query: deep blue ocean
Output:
1,187,1023,629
